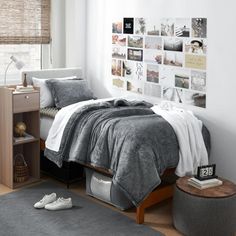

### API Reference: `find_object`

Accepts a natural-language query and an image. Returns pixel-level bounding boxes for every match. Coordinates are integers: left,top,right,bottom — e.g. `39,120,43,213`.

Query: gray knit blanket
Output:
45,99,210,206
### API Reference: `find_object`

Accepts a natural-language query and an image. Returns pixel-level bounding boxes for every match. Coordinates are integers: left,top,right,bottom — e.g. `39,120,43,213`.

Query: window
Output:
0,45,41,84
0,0,50,84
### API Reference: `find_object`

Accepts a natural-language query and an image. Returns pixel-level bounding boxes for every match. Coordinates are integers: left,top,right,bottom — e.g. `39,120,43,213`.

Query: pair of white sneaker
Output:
34,193,72,210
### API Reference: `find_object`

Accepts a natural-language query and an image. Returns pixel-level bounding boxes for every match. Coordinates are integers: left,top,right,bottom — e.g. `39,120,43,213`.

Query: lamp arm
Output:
4,60,14,86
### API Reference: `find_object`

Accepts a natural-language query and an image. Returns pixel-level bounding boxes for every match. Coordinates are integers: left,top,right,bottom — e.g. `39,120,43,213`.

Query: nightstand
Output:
173,176,236,236
0,86,40,189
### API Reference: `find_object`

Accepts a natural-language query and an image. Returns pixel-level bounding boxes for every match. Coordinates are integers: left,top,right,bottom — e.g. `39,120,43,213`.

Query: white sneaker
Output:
45,197,72,211
34,193,57,209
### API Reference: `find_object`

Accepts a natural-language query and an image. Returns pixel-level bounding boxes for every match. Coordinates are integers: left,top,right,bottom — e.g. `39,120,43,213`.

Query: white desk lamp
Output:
4,56,24,86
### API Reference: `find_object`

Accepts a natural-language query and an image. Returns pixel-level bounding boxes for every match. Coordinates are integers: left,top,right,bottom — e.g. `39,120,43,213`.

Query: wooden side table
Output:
0,86,40,189
173,176,236,236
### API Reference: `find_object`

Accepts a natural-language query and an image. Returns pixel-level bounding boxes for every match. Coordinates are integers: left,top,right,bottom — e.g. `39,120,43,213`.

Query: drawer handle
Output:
25,95,29,99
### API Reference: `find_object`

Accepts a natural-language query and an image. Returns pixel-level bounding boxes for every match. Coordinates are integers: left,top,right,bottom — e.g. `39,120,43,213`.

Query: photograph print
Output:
192,18,207,38
185,39,207,54
184,91,206,108
127,80,143,94
123,18,134,34
144,49,162,64
144,83,162,98
112,20,122,34
174,69,190,89
135,18,146,35
175,18,190,37
164,38,183,52
112,46,126,60
134,62,145,80
112,35,126,47
146,18,160,35
145,36,162,50
128,35,143,48
111,59,122,76
164,51,183,67
146,64,159,83
127,48,143,61
191,70,206,92
112,78,125,89
163,88,184,103
185,54,206,70
159,66,175,88
123,60,135,79
161,18,175,36
123,61,144,80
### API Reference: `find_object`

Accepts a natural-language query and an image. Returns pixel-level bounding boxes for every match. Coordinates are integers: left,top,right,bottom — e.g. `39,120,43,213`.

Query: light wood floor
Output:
0,177,183,236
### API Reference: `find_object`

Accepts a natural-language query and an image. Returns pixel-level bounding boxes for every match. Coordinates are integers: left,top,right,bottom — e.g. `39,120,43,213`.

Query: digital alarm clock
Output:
195,164,218,180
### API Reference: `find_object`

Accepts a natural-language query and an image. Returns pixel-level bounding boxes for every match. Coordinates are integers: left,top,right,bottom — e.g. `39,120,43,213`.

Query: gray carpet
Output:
0,181,163,236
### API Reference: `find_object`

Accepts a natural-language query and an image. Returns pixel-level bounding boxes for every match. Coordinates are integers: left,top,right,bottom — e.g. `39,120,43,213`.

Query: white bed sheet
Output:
40,116,54,140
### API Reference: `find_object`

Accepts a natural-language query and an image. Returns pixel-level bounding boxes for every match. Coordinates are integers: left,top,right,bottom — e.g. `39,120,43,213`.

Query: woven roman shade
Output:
0,0,51,44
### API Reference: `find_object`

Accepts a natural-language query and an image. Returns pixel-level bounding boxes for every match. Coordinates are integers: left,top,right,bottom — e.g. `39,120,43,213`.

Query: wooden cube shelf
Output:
0,86,40,189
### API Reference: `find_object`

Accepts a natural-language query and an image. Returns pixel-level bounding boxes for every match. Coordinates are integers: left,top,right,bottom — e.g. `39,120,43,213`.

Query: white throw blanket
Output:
151,102,208,176
46,98,116,152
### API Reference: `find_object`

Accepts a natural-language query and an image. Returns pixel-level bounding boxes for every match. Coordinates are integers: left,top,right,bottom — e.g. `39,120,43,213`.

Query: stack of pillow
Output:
32,76,95,109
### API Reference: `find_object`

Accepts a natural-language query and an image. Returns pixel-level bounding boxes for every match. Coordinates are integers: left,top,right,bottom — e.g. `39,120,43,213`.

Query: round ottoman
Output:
173,177,236,236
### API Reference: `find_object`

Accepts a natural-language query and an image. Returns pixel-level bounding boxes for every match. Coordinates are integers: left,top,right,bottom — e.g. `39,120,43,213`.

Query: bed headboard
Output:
21,67,83,85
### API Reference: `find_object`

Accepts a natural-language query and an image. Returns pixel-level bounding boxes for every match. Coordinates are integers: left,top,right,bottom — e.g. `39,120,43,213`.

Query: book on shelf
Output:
188,177,223,190
13,133,35,144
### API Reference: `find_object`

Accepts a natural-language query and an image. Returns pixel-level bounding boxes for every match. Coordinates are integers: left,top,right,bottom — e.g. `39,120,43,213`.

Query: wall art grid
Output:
111,17,207,108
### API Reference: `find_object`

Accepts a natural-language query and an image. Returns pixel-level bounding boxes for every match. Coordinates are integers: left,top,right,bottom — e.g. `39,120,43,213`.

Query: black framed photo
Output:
127,48,143,61
195,164,217,180
123,18,134,34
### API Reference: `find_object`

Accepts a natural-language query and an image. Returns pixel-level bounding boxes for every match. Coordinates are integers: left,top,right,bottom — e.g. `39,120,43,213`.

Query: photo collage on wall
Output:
111,17,207,108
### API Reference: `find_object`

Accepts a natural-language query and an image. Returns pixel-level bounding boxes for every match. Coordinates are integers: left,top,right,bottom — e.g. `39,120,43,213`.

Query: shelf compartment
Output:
13,142,40,187
13,111,40,139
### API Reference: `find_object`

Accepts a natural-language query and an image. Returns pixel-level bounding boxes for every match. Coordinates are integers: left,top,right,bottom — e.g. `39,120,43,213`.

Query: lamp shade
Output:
10,56,24,70
3,56,25,86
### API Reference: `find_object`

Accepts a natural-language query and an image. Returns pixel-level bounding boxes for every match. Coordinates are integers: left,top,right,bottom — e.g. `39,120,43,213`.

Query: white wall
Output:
48,0,86,71
65,0,86,70
50,0,66,68
85,0,236,182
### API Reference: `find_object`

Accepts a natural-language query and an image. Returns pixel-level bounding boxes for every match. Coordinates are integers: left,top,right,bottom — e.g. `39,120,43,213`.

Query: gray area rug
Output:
0,181,162,236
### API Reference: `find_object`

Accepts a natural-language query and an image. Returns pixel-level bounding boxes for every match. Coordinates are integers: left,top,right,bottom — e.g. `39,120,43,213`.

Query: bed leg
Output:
135,184,174,224
136,206,145,224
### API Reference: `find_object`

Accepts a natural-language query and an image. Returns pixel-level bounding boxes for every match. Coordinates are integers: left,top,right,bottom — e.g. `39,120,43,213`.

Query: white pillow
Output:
32,76,77,108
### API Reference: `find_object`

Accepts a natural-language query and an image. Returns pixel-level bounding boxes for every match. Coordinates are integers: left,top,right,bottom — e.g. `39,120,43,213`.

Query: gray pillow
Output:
46,79,95,108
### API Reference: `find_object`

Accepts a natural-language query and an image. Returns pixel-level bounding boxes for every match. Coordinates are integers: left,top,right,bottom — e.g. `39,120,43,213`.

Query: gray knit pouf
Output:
173,185,236,236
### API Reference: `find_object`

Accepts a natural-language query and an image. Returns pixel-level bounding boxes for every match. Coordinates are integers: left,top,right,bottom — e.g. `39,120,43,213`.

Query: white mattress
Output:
40,116,54,140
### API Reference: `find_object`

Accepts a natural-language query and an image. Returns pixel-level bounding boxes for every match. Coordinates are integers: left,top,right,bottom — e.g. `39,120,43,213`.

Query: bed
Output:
22,68,210,224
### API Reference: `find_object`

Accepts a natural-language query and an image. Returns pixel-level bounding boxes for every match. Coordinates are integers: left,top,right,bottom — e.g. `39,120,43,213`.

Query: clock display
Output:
196,164,217,180
200,166,213,177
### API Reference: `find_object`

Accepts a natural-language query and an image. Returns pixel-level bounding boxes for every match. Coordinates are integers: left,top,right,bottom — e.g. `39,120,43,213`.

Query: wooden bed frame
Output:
40,139,175,224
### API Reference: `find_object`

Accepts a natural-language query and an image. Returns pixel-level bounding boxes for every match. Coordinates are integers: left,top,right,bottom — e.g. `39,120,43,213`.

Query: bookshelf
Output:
0,86,40,189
